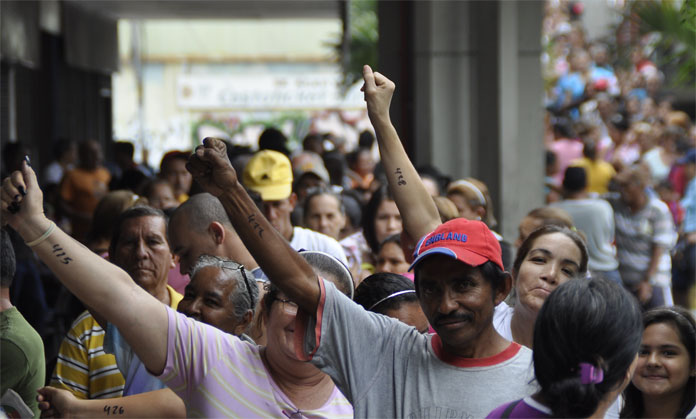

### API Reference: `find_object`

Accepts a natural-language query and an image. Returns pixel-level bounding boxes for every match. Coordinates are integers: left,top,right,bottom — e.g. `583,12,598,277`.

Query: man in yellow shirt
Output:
51,206,182,399
571,138,616,195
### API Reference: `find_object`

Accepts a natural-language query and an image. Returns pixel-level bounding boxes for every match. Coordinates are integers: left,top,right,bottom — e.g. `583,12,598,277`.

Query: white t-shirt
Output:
493,302,514,342
290,227,348,265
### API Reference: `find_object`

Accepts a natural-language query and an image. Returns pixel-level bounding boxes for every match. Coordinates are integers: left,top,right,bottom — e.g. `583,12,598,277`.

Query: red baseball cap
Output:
408,218,503,272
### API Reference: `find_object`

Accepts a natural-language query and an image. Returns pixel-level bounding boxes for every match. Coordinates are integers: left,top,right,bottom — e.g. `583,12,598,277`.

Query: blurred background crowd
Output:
0,0,694,398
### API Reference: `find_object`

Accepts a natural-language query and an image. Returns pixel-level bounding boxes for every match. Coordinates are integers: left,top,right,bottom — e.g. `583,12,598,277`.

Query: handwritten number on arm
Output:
247,214,265,238
104,405,124,415
52,244,72,264
395,168,407,186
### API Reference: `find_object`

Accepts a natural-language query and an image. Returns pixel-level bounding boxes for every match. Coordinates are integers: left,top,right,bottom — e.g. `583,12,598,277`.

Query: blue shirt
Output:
681,177,696,233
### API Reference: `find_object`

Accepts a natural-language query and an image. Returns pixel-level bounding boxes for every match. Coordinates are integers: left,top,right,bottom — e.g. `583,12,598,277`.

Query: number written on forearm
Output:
104,405,124,415
52,244,73,264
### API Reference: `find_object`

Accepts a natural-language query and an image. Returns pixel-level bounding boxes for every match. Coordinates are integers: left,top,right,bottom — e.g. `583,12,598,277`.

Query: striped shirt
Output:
157,306,353,418
51,311,124,399
611,194,676,286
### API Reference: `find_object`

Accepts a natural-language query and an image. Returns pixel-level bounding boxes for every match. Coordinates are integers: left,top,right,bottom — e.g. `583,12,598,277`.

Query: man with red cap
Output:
181,132,536,417
172,61,536,416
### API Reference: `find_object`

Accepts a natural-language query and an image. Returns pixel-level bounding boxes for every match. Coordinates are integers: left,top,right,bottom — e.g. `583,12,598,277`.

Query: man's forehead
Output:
265,198,290,205
120,215,168,237
416,257,481,278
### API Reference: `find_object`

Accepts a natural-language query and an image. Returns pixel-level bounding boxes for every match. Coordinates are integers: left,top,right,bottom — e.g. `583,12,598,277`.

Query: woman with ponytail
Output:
487,277,642,418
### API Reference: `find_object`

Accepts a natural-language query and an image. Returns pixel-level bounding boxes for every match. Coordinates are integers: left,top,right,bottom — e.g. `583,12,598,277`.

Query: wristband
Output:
25,221,56,247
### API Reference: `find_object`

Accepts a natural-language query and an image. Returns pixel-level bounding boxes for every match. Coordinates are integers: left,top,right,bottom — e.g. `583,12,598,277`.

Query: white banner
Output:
176,73,365,110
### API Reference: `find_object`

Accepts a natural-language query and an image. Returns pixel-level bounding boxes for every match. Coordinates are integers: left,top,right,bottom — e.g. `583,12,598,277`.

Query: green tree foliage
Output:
331,0,378,92
630,0,695,87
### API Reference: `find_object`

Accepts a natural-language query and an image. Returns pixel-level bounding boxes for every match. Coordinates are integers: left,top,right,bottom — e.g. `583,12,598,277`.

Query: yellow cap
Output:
243,150,293,201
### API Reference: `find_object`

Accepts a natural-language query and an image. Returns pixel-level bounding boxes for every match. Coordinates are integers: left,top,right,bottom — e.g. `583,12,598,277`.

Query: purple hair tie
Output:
579,362,604,384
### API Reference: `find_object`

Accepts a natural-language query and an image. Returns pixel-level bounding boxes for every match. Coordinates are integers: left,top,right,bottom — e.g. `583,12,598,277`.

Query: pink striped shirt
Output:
157,306,353,418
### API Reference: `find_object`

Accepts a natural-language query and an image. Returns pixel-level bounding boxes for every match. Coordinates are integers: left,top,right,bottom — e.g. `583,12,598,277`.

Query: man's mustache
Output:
432,311,473,326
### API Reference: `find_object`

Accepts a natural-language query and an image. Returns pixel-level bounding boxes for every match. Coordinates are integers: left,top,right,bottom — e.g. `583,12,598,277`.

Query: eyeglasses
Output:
207,255,255,309
275,298,298,316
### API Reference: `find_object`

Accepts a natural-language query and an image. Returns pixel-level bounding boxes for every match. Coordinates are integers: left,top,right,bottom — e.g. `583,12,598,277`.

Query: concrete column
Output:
498,0,546,241
379,0,544,241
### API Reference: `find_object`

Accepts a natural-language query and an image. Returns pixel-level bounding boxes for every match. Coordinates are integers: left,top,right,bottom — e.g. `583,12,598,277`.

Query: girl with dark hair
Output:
354,272,429,333
619,307,696,418
361,184,402,258
488,277,643,418
494,224,589,348
375,234,409,274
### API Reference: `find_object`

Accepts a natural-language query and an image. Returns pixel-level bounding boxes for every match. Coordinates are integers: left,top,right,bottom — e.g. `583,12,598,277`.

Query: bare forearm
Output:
16,215,168,373
371,118,441,240
217,182,320,312
15,215,139,311
69,390,185,418
644,244,664,280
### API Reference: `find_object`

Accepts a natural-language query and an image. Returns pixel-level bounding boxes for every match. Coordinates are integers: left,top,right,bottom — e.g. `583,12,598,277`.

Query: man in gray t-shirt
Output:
186,91,535,417
298,276,535,418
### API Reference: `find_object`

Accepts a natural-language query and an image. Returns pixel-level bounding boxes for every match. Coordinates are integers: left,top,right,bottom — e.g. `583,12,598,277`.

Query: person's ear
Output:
288,193,298,209
475,206,486,220
208,222,226,245
234,310,254,337
494,272,513,305
169,253,176,270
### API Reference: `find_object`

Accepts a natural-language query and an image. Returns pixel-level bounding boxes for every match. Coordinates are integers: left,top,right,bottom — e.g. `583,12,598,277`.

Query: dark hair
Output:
562,166,587,193
263,251,353,313
0,229,16,287
109,206,168,256
341,190,363,229
377,233,402,253
621,307,696,418
546,150,558,168
87,190,147,248
302,133,324,154
114,141,135,159
534,277,642,418
159,150,189,173
358,131,375,150
609,113,629,132
354,272,417,315
322,150,347,187
302,187,344,223
53,138,76,158
258,127,289,156
513,225,589,278
552,117,575,138
346,147,372,171
582,138,597,160
417,164,450,195
362,184,398,254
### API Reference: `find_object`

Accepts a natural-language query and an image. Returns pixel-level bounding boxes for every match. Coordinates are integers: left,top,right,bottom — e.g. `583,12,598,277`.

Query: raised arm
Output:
186,139,320,313
362,65,441,240
1,163,168,374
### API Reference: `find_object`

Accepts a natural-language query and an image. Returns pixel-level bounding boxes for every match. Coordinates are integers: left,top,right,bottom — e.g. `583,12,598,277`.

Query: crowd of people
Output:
1,61,694,418
1,2,695,417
